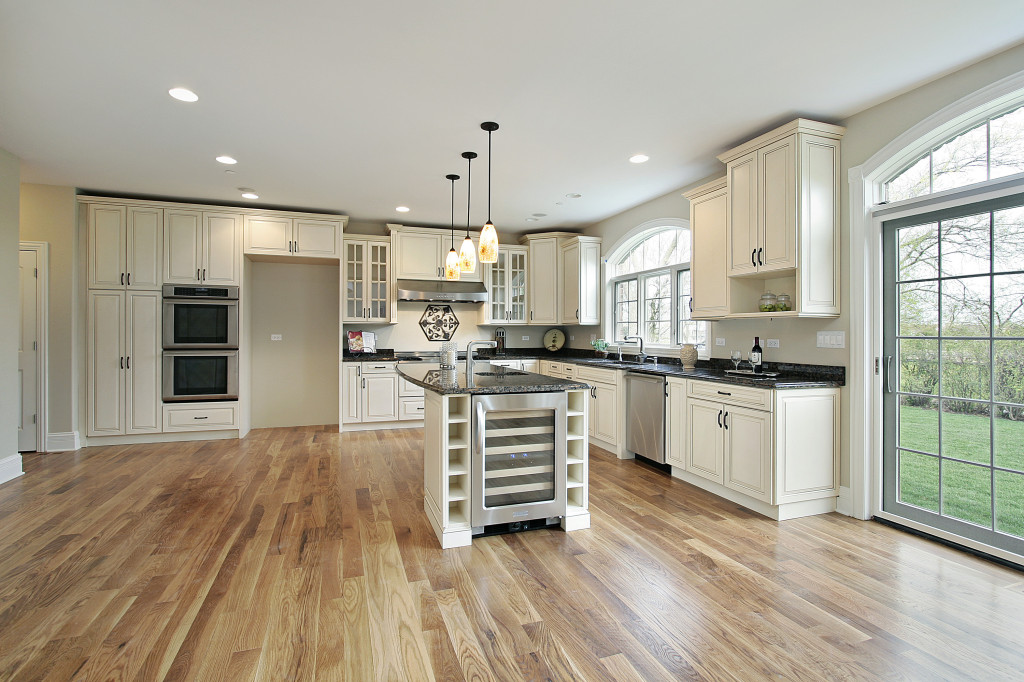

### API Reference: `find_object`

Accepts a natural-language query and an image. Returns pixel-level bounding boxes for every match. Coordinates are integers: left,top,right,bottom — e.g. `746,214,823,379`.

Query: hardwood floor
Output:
1,427,1023,681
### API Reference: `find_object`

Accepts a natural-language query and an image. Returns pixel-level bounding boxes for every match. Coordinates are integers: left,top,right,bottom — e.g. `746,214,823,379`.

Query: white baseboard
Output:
0,454,24,485
46,431,81,452
836,486,853,516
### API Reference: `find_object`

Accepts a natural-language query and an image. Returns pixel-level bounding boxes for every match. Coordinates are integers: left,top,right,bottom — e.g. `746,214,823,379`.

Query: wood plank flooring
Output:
1,426,1023,680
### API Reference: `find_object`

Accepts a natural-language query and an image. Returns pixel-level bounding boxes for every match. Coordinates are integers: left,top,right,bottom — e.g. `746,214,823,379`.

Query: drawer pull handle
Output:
194,416,208,420
717,390,732,396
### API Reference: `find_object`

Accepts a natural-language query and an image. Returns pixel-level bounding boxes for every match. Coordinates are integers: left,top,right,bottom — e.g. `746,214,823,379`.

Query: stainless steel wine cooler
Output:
471,392,567,527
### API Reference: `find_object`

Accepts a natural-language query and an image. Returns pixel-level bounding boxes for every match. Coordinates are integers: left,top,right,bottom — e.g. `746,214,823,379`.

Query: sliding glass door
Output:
882,193,1024,559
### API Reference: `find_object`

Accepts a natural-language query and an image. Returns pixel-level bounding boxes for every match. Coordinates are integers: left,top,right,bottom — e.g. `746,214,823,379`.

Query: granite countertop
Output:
396,362,590,395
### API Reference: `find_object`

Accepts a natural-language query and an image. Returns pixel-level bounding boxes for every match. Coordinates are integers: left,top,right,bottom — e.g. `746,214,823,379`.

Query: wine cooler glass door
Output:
471,392,567,527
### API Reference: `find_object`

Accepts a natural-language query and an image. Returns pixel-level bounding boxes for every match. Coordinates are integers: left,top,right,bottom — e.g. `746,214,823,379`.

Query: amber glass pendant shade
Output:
444,247,461,280
458,235,477,273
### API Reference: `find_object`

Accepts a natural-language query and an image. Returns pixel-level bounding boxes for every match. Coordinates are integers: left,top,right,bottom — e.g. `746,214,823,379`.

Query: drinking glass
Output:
730,350,742,371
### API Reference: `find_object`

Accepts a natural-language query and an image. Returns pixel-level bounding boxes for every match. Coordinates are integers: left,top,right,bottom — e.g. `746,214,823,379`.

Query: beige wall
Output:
1,148,21,465
250,262,340,428
19,184,78,435
356,304,541,352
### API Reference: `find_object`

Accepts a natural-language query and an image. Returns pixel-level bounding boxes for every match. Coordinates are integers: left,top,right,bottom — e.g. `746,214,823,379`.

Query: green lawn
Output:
898,405,1024,538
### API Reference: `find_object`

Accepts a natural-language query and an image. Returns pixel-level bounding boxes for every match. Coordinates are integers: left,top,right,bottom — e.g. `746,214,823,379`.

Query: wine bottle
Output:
751,336,763,374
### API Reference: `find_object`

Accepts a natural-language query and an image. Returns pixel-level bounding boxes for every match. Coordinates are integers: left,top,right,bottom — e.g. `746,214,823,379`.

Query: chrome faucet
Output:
623,335,647,363
466,340,497,376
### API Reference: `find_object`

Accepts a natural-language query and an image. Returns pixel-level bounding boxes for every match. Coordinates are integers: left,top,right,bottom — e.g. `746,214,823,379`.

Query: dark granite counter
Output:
396,362,589,395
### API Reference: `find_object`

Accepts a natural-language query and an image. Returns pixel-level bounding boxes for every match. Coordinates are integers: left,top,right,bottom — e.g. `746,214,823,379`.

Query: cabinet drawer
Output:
488,360,523,369
574,365,618,385
399,397,426,420
688,380,772,411
361,361,397,374
399,377,424,397
163,402,238,431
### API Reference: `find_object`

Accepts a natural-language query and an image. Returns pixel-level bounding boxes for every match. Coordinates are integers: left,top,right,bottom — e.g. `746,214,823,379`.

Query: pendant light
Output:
444,174,461,280
478,121,500,263
459,151,478,273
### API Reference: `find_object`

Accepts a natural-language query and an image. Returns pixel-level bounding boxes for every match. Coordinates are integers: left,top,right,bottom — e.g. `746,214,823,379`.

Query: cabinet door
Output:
484,250,508,323
294,218,340,258
727,153,758,276
341,363,363,423
508,248,528,323
560,241,580,324
203,213,241,285
723,405,772,502
578,240,601,325
244,216,292,256
361,374,398,422
365,241,390,322
690,188,730,317
87,290,125,436
395,232,443,279
686,398,724,483
164,210,202,284
529,238,559,324
127,207,163,290
592,383,617,445
521,359,539,373
125,291,161,433
343,240,366,322
758,135,797,272
666,379,687,468
88,204,127,289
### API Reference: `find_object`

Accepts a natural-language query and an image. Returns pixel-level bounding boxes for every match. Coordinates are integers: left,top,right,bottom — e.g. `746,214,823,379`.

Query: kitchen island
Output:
398,362,592,549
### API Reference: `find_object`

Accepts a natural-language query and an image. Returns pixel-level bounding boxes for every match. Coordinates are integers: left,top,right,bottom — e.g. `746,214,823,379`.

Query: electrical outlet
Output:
715,337,726,346
766,338,780,348
522,336,530,341
271,334,282,341
570,335,575,341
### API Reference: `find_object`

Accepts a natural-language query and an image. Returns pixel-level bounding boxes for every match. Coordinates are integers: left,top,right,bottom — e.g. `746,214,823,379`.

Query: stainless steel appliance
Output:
471,392,567,527
163,350,239,402
626,372,666,463
162,284,239,350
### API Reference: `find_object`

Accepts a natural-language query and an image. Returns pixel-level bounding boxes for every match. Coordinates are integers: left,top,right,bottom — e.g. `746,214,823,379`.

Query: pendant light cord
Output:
487,129,492,223
465,155,472,235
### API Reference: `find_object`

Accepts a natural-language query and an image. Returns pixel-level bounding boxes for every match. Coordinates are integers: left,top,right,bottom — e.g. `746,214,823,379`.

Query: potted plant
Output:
591,339,610,358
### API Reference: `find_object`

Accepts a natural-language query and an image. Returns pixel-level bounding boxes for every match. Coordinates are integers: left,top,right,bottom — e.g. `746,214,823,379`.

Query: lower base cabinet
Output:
668,378,839,519
342,361,422,425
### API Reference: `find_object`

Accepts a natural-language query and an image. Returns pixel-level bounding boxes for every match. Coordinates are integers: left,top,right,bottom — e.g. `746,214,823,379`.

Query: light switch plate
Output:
522,336,530,341
271,334,282,341
816,331,845,348
715,337,726,346
766,338,780,348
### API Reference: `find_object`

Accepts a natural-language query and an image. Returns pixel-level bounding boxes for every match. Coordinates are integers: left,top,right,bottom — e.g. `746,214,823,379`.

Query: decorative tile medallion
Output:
419,304,460,341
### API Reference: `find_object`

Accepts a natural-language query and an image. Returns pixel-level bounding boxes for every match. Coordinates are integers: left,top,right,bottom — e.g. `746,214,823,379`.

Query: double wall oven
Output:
162,284,239,402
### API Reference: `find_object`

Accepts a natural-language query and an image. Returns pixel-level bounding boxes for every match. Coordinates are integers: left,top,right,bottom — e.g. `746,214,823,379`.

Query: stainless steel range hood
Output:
396,279,488,303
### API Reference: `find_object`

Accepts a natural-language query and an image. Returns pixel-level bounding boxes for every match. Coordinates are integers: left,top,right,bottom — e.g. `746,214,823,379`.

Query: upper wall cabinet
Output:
388,224,483,283
683,178,729,319
88,204,163,290
523,234,561,325
243,215,344,260
343,236,392,324
560,236,602,326
164,211,242,286
717,119,844,317
479,245,528,324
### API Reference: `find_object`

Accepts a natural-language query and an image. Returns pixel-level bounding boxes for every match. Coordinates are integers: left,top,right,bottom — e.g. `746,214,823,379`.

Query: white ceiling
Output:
3,1,1024,232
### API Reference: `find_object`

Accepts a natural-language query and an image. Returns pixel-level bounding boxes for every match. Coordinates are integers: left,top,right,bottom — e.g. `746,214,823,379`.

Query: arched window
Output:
606,222,708,349
886,103,1024,202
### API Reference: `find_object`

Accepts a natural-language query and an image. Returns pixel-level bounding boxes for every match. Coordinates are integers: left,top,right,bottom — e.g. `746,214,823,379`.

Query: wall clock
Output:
543,328,565,351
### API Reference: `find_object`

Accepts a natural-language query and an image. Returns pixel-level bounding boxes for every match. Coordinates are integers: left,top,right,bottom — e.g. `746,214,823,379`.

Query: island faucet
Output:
623,335,647,363
466,340,497,376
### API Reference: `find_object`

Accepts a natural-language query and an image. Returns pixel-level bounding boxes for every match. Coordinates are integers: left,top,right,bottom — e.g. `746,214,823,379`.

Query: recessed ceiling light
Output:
532,213,547,217
565,193,582,199
629,154,650,164
168,87,198,102
238,187,258,199
526,218,539,222
216,155,237,165
396,206,410,213
224,169,236,175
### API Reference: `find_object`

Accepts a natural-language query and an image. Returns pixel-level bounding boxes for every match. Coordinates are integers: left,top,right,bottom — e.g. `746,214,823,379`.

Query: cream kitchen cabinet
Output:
342,237,391,323
560,236,602,326
574,364,620,448
480,246,528,324
87,290,162,436
342,362,399,424
665,378,687,468
389,224,483,282
163,210,242,285
676,379,839,519
88,203,163,290
717,119,844,317
683,178,729,318
243,215,342,259
523,235,561,325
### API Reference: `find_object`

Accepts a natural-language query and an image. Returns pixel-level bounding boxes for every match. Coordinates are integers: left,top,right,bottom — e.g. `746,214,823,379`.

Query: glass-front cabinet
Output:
343,237,391,323
481,246,528,324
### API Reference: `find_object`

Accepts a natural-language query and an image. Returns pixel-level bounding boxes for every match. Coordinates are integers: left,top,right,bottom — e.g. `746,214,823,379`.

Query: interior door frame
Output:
19,241,49,453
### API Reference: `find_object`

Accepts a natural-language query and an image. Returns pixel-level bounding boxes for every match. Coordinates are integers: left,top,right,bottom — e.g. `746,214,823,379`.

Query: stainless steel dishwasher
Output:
625,372,666,463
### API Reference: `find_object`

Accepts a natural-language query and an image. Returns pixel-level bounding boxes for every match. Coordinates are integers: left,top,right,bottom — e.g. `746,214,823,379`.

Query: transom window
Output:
607,224,708,349
886,104,1024,202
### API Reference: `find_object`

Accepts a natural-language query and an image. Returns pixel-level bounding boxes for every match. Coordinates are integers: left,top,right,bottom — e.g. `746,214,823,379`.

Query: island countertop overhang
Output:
397,362,590,395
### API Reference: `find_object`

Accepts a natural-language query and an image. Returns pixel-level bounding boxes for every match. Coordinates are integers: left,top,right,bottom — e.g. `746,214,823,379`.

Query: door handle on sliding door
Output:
885,355,894,393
